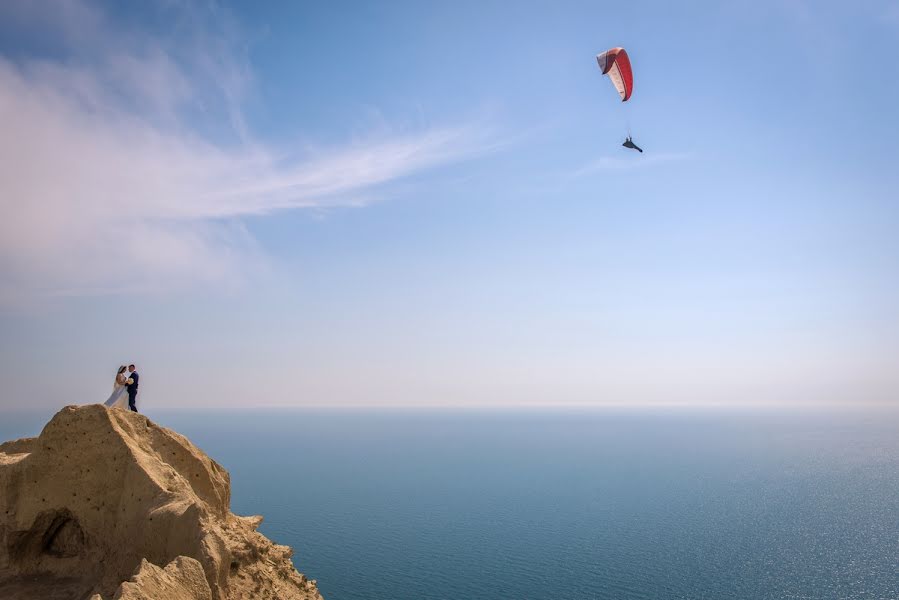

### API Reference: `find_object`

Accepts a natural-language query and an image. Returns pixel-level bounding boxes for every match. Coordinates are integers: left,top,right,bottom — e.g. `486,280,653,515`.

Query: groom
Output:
127,364,139,412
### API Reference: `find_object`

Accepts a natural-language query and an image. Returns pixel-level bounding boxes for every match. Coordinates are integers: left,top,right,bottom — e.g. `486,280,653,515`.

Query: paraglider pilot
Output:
622,136,643,153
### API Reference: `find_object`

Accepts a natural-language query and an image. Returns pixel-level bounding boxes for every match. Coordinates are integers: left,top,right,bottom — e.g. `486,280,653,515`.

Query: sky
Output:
1,0,898,410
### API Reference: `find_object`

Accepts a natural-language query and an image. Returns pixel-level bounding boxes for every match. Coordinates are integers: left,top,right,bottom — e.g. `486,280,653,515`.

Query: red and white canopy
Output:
596,47,633,102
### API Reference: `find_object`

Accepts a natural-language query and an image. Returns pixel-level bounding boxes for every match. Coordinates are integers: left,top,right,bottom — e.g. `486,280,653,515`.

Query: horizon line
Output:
6,401,897,413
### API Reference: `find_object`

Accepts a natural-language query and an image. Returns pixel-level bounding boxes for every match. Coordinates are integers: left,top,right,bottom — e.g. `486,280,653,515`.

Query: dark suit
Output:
127,371,139,412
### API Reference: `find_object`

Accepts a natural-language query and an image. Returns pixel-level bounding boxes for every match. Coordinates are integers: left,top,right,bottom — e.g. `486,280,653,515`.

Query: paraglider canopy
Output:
596,47,633,102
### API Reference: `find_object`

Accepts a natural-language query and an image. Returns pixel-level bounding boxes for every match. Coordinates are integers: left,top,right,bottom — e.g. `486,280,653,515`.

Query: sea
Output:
2,407,897,600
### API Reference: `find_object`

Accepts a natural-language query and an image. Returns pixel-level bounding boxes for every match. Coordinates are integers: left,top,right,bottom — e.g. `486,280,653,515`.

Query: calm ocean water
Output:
3,408,898,599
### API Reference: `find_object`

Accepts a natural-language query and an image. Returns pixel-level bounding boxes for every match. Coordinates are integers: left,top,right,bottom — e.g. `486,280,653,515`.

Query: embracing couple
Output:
103,364,140,412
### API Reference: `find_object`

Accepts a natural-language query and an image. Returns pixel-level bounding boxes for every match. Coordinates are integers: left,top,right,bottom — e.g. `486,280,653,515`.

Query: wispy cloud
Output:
571,152,692,177
0,1,492,306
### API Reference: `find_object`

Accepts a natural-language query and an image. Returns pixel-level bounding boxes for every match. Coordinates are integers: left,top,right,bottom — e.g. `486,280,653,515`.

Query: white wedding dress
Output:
103,374,129,409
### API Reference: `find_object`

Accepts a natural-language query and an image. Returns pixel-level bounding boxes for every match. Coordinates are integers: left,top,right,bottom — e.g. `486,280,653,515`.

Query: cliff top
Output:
0,405,323,600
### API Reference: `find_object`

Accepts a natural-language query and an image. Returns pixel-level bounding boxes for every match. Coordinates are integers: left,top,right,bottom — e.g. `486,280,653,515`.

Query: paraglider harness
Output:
622,136,643,153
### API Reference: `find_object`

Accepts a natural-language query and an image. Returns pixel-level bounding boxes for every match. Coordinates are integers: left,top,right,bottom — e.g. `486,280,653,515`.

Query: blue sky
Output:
1,0,897,409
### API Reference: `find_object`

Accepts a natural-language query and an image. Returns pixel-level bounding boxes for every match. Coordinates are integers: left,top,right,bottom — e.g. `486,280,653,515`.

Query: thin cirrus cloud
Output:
571,152,692,177
0,1,492,306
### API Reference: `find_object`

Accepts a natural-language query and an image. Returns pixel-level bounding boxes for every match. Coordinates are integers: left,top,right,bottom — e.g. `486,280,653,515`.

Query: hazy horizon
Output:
2,0,898,411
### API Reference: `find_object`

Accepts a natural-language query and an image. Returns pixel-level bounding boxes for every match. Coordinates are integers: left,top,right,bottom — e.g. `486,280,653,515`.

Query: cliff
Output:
0,405,324,600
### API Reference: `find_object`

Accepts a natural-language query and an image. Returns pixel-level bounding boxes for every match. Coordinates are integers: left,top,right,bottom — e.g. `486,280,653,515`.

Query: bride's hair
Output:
117,365,127,375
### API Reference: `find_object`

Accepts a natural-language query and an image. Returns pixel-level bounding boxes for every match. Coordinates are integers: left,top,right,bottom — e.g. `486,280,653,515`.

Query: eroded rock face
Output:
114,557,212,600
0,405,323,600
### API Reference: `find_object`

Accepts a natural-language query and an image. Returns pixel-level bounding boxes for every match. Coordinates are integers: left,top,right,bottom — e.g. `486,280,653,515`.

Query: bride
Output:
103,366,132,409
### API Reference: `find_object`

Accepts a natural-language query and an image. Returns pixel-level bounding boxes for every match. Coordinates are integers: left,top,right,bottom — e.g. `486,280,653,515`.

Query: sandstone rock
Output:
0,405,324,600
114,557,211,600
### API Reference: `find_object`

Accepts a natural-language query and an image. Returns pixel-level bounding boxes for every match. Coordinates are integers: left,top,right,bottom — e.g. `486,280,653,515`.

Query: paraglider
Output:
596,47,642,152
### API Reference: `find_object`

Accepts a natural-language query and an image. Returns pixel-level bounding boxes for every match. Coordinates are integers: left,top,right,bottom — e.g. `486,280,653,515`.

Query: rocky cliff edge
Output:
0,405,323,600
